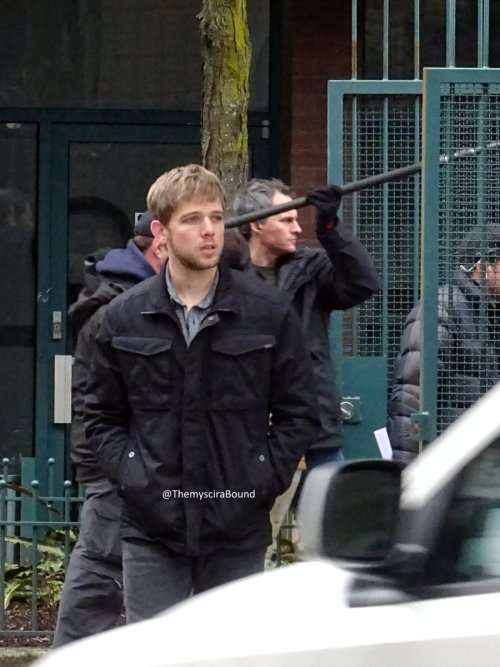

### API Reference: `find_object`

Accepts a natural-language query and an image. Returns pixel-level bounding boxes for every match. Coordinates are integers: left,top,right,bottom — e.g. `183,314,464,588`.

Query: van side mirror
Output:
298,460,402,565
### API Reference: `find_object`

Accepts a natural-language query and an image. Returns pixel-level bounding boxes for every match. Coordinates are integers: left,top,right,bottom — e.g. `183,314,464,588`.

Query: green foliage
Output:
3,528,77,609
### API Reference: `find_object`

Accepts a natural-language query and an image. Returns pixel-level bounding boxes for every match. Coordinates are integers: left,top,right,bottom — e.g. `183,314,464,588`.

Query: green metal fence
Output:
329,0,500,458
0,459,82,639
328,81,422,458
420,67,500,442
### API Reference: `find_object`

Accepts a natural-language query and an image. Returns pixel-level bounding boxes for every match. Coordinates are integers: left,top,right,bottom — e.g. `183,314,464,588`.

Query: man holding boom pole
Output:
228,180,379,471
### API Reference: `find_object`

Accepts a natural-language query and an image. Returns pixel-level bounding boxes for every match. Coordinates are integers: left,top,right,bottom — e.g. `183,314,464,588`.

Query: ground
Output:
0,603,57,648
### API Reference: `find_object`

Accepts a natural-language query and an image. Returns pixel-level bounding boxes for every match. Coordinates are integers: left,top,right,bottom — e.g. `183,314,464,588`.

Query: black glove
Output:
307,185,343,237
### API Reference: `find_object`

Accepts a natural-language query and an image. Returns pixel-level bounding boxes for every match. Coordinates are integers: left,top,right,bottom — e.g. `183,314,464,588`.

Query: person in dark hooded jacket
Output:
53,211,168,647
388,224,500,464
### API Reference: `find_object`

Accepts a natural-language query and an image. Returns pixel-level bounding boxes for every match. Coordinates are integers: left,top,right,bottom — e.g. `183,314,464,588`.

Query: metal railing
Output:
0,459,83,639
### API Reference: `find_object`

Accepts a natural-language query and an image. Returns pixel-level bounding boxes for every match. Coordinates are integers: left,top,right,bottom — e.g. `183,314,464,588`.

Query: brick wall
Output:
286,0,351,241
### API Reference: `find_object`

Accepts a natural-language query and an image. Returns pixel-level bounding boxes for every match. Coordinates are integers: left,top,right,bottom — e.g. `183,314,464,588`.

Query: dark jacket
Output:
388,269,500,463
69,240,157,482
249,222,379,451
84,267,320,555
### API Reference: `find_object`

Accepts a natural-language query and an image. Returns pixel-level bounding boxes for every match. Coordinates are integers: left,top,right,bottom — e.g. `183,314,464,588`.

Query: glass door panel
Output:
0,122,37,464
67,141,200,314
58,136,200,479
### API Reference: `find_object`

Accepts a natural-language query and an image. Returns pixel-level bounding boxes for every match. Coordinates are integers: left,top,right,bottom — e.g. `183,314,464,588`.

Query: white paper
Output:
374,427,393,460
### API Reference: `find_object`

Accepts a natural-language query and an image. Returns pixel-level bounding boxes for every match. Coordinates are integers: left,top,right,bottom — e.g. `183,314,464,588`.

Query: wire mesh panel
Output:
341,94,421,371
421,69,500,442
328,80,422,457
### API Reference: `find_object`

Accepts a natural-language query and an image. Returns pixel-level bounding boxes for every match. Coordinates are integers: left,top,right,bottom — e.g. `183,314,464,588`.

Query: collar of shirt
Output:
164,263,219,311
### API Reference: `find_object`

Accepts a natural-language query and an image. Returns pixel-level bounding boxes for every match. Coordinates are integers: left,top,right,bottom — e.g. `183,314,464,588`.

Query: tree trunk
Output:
199,0,251,199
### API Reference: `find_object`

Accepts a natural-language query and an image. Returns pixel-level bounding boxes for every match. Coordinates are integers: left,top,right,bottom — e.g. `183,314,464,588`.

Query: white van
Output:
36,382,500,667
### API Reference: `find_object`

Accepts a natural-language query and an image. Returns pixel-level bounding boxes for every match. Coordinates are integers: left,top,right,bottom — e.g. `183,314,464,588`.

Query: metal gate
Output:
328,80,422,458
329,1,500,459
420,67,500,443
329,70,500,458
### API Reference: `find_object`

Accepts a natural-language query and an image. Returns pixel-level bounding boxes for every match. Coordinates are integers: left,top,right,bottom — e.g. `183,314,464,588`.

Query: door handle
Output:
340,401,355,421
340,397,361,423
52,311,63,340
54,355,73,424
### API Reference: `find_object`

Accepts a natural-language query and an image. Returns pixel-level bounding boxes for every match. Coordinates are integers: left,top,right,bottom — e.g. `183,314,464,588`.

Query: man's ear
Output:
150,218,164,240
250,221,262,234
150,219,169,258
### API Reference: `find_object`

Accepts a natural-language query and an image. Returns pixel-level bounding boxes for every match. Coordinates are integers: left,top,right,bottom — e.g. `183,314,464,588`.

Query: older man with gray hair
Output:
228,178,380,469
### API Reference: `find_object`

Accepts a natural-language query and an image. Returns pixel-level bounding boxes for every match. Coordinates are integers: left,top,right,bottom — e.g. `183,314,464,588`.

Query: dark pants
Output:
52,479,123,648
122,531,266,623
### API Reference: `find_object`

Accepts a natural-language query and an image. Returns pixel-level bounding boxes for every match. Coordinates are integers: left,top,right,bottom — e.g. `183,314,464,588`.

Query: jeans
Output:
122,530,266,623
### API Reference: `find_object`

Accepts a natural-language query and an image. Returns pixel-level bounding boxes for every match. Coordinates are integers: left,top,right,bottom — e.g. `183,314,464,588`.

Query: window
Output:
429,435,500,583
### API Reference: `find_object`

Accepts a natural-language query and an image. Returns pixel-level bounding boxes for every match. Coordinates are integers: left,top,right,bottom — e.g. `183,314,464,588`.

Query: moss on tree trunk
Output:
199,0,251,198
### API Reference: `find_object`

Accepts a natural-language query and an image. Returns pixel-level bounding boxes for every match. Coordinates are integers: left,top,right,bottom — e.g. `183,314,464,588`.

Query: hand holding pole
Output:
224,163,422,229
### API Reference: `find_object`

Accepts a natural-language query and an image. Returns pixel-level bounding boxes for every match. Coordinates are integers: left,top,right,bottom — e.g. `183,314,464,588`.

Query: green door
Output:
38,122,199,489
34,117,270,491
327,80,422,460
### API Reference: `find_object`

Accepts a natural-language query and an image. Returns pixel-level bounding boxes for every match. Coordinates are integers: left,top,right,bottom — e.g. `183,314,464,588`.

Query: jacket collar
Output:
143,264,240,316
274,247,322,292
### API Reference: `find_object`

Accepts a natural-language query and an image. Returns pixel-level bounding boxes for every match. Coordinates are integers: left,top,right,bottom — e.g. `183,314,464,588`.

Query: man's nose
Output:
200,217,215,234
291,221,302,234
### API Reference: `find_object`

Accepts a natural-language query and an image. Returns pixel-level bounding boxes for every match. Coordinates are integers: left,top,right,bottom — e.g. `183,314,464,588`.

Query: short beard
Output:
176,254,219,272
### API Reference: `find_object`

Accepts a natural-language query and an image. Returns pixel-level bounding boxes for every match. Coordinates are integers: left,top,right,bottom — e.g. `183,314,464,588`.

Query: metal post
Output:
478,0,490,68
446,0,456,68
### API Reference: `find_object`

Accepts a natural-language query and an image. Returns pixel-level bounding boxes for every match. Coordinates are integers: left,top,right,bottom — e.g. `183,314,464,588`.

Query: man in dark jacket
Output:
84,164,320,623
388,224,500,464
53,211,168,647
228,179,380,468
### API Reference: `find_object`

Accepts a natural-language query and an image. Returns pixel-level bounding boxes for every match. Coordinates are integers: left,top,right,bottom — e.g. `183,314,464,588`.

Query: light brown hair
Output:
146,164,226,225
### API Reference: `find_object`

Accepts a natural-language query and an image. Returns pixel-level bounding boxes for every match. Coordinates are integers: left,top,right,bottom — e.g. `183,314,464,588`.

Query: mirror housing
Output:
298,460,402,567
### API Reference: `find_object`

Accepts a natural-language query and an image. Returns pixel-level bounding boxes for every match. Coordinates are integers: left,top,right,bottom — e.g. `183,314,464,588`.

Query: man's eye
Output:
212,215,224,224
184,216,200,224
